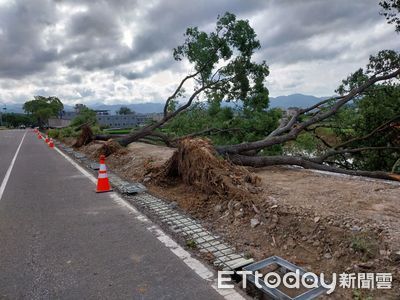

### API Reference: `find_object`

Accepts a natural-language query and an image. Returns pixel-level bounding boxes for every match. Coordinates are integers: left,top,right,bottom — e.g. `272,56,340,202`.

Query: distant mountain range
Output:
270,94,330,109
3,93,329,114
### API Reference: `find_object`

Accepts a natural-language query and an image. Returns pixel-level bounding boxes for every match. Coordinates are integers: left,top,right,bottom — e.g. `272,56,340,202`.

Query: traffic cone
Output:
45,135,49,143
38,133,42,139
96,155,112,193
48,138,54,148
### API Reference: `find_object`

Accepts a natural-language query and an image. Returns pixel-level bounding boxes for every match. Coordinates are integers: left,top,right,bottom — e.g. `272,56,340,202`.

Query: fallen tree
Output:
77,11,400,181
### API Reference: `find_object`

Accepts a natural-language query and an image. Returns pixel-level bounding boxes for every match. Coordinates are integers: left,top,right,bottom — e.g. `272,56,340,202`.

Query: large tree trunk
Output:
229,154,400,181
118,125,160,146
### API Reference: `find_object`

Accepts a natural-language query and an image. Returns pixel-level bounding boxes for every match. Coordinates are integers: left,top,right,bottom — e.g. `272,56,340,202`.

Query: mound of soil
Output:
156,138,261,205
94,139,127,157
68,138,400,299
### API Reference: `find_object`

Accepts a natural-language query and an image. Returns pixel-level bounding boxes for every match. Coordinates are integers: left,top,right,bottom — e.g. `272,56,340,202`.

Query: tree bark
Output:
229,154,399,181
217,68,400,155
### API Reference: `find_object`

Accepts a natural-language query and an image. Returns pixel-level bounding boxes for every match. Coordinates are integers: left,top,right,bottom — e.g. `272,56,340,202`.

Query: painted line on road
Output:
54,146,246,300
0,131,27,201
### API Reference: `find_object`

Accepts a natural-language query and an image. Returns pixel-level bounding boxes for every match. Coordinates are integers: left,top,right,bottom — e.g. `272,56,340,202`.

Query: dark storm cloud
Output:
115,55,181,80
0,0,58,78
62,0,269,71
0,0,397,102
257,0,395,64
129,0,269,57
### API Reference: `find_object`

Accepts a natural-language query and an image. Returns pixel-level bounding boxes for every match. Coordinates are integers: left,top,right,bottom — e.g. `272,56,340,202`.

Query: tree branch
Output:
228,154,399,181
217,68,400,155
173,127,242,141
315,146,400,163
334,115,400,149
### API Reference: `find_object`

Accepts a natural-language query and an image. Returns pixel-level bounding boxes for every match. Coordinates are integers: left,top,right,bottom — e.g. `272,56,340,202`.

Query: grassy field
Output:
104,128,132,134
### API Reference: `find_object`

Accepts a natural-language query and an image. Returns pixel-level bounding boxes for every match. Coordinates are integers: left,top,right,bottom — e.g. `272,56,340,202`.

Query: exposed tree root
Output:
94,139,127,157
156,138,261,204
73,124,94,148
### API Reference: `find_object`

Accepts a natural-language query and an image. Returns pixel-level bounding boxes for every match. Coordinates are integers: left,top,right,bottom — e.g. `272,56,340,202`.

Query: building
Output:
48,118,72,128
95,110,157,129
96,114,143,128
48,108,163,129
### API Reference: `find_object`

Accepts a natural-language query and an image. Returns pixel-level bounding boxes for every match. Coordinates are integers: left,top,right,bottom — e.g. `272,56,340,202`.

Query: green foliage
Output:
117,106,134,115
350,234,378,259
105,129,133,134
164,101,281,151
70,107,97,127
352,289,373,300
186,239,197,249
48,126,82,139
47,128,60,139
2,113,35,127
48,125,102,140
327,49,400,171
380,0,400,32
287,132,318,155
23,96,63,127
173,12,270,112
332,84,400,171
91,125,102,135
336,50,400,96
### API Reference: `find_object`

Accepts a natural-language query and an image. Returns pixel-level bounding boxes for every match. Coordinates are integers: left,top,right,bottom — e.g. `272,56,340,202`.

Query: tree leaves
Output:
379,0,400,32
23,96,63,126
172,12,269,112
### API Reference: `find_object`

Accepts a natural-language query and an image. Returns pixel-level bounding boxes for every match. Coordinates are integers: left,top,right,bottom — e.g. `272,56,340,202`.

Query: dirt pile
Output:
94,139,127,157
62,138,400,298
156,138,261,205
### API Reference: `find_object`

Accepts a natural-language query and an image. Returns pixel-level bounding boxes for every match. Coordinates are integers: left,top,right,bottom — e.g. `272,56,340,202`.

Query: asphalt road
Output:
0,130,224,299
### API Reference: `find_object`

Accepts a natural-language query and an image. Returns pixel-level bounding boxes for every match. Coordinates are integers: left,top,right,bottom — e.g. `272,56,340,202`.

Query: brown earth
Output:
73,140,399,299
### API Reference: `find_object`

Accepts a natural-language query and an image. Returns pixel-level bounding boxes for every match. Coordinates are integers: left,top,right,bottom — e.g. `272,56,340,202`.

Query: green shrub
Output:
47,128,60,139
59,127,77,138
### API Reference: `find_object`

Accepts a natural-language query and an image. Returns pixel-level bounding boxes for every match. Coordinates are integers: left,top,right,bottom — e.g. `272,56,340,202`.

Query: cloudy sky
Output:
0,0,398,106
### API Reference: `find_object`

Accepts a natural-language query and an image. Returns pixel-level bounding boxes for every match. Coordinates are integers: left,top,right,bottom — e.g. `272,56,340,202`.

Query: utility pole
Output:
0,103,4,126
2,105,6,127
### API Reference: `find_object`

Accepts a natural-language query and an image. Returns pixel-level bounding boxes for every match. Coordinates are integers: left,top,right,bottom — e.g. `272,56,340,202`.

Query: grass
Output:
104,129,132,134
350,234,378,259
186,239,197,249
352,289,373,300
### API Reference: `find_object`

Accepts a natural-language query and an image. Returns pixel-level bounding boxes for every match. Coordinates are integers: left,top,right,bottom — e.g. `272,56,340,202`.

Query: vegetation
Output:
117,106,134,115
31,3,400,181
23,96,63,127
70,107,97,127
1,113,35,127
110,6,399,180
118,12,271,146
331,84,400,171
163,101,281,150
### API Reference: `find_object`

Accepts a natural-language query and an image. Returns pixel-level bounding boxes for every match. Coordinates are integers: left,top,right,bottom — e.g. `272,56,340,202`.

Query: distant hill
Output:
269,94,329,109
3,94,331,114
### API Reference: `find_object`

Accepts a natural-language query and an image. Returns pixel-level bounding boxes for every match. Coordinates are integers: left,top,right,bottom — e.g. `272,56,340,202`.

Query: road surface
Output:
0,130,226,299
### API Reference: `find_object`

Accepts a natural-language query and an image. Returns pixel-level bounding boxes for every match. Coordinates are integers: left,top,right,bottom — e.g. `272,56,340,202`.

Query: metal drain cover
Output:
119,183,147,194
243,256,328,300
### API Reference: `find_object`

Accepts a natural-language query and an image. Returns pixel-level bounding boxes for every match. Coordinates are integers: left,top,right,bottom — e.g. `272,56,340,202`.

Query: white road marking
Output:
0,131,27,201
55,146,246,300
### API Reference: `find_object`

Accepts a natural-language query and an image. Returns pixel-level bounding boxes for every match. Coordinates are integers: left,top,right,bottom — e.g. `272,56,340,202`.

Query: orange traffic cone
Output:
48,138,54,148
96,155,112,193
45,135,49,143
38,133,42,139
